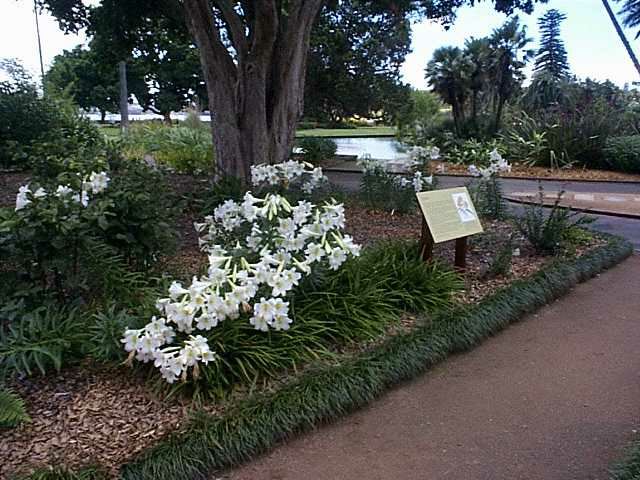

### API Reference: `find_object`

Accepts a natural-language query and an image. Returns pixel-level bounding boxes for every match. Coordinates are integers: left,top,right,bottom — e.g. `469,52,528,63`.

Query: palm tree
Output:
602,0,640,78
464,37,490,130
425,46,470,135
487,17,533,132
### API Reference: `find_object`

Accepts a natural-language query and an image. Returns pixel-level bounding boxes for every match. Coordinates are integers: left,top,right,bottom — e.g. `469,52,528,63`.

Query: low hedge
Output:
610,441,640,480
120,235,633,480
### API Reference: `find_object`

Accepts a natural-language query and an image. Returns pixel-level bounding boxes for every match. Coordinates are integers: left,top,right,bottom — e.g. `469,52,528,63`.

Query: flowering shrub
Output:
122,192,360,384
358,147,437,214
251,160,327,196
0,171,113,304
468,148,511,179
14,171,109,211
468,149,511,219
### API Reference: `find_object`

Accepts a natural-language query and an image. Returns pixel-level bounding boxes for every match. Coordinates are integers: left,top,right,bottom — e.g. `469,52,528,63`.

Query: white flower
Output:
15,185,31,211
169,281,189,300
88,171,110,194
121,329,141,352
328,247,347,270
33,187,47,199
56,185,74,197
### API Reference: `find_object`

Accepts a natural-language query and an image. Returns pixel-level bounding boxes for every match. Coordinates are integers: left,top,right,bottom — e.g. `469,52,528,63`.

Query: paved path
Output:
224,256,640,480
327,172,640,250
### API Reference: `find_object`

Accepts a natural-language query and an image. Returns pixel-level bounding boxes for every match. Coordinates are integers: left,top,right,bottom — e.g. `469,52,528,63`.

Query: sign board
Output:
416,187,483,243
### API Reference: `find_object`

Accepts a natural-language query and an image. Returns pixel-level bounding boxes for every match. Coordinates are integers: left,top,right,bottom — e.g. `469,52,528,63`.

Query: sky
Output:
1,0,639,88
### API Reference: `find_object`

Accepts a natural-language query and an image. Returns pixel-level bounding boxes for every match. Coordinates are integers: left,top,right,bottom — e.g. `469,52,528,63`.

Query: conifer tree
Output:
533,9,570,80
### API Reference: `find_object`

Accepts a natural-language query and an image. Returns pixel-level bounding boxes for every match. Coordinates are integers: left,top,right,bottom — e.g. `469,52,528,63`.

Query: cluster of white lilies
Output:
122,162,360,384
468,149,511,179
14,171,110,211
251,160,326,194
358,145,439,193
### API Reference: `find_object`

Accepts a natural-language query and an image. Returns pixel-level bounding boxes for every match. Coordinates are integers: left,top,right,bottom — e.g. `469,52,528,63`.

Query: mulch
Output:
433,161,640,182
1,364,190,479
0,171,604,478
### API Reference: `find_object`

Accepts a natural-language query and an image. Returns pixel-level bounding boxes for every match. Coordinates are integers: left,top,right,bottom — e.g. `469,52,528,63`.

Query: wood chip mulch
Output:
433,161,640,182
1,364,190,479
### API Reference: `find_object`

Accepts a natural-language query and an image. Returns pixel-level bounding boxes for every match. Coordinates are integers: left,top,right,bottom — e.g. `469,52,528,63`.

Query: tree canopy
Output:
533,9,570,80
304,1,412,124
426,16,532,135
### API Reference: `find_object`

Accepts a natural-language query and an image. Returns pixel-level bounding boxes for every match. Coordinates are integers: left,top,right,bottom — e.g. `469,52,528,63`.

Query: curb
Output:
323,168,640,185
504,196,640,220
120,237,634,480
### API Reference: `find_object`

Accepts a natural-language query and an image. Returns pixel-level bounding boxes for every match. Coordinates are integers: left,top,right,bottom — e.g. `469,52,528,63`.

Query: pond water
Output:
333,137,408,160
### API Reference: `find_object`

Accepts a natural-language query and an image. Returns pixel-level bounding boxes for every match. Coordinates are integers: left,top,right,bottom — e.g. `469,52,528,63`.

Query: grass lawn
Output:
97,124,397,139
99,125,121,138
295,126,396,138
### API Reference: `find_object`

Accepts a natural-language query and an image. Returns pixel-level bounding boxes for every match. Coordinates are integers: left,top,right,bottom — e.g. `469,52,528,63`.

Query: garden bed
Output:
0,205,620,478
432,161,640,183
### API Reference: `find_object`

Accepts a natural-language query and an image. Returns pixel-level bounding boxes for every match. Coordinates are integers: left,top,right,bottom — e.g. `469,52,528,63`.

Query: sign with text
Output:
416,187,483,243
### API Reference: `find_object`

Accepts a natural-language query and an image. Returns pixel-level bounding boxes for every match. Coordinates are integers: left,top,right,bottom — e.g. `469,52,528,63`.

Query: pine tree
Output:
617,0,640,38
533,9,570,80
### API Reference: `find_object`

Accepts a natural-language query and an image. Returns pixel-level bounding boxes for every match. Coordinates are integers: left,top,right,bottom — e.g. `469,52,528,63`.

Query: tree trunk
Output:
183,0,324,183
100,110,106,123
602,0,640,79
163,111,172,125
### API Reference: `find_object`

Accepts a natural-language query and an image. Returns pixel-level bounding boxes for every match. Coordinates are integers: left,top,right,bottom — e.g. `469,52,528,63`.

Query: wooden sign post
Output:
416,187,483,271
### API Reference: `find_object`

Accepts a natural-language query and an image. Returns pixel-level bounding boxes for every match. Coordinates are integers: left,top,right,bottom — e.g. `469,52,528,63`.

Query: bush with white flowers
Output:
251,160,327,195
14,171,110,211
468,149,511,179
468,149,511,219
122,191,360,384
358,148,437,214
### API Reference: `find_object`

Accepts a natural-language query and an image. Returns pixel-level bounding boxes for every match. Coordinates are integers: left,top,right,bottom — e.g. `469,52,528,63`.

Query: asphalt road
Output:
327,171,640,250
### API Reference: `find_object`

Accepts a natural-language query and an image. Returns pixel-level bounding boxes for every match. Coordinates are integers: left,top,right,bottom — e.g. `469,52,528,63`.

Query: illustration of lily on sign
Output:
452,192,476,223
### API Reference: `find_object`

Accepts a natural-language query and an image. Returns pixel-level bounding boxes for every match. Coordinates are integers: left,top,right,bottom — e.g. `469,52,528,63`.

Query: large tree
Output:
45,45,120,121
487,16,533,131
304,1,412,124
426,46,470,134
533,9,569,80
38,0,546,181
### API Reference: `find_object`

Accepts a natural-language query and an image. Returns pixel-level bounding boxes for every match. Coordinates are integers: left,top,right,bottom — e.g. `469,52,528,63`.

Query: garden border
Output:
609,440,640,480
120,235,634,480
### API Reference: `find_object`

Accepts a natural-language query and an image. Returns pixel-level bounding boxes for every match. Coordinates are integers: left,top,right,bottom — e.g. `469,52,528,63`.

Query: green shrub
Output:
610,441,640,480
470,176,507,220
482,237,514,279
0,167,165,308
444,138,505,165
95,161,179,269
297,121,318,130
500,111,553,167
512,187,594,255
0,306,88,379
123,123,214,174
161,241,461,399
89,305,145,363
0,91,103,174
397,90,449,145
602,136,640,173
297,137,337,165
0,387,30,427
